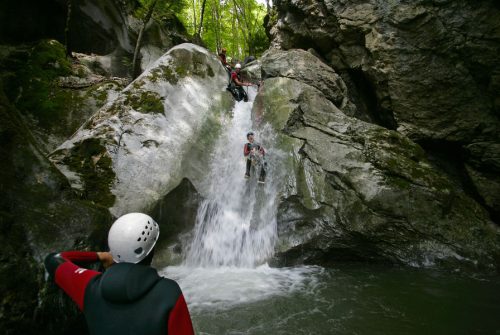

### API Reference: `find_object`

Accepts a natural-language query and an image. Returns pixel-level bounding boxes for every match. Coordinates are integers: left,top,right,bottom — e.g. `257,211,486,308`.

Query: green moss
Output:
61,138,116,207
175,63,188,77
0,40,80,134
364,128,453,192
191,52,215,78
160,65,178,84
132,80,145,90
125,90,164,114
84,81,121,106
386,175,411,189
91,87,108,104
148,68,162,83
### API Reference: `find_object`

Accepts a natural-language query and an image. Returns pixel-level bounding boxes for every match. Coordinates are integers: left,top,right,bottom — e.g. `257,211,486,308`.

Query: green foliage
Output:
135,0,187,22
133,0,269,61
178,0,270,60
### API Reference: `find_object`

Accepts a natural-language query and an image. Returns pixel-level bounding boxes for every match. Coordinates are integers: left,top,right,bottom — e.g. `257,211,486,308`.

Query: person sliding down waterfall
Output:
244,131,267,184
44,213,194,335
228,63,256,102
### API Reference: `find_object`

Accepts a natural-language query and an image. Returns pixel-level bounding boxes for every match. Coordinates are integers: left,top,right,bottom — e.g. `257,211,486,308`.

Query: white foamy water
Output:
161,87,321,309
161,264,323,311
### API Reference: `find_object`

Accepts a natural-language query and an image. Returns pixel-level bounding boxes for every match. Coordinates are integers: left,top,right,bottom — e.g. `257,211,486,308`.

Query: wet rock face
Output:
261,49,356,115
268,0,500,228
258,49,500,271
51,43,233,217
0,0,190,77
0,87,112,334
0,40,127,154
151,178,202,267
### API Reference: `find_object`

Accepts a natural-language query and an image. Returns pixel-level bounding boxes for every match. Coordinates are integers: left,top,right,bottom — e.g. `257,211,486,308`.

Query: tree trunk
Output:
195,0,208,40
132,0,158,79
191,0,198,34
212,3,221,52
232,0,250,58
64,0,72,57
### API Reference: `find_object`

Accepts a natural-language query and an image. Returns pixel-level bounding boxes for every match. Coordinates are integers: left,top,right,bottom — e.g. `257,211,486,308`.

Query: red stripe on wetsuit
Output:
244,143,265,156
55,251,101,310
52,251,195,335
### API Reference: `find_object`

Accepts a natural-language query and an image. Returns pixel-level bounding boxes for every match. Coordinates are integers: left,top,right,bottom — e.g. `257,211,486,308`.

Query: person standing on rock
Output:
44,213,194,335
244,131,266,183
218,47,232,72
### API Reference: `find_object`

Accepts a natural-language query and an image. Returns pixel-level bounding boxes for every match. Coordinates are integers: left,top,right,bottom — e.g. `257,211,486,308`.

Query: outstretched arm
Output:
44,251,104,310
233,76,254,87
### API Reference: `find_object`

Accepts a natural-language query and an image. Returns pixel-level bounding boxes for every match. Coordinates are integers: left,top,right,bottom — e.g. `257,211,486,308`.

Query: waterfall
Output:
161,88,320,311
184,88,278,268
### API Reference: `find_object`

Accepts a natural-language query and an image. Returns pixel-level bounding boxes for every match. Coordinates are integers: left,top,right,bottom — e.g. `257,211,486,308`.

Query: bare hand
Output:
97,252,115,269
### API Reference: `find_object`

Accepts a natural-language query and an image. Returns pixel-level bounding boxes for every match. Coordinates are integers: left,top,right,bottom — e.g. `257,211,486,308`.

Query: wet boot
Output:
245,159,251,179
258,165,266,184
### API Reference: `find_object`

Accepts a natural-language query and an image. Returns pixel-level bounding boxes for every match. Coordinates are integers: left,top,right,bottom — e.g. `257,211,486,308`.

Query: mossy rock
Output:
60,138,116,208
2,40,72,128
124,90,164,114
0,87,112,334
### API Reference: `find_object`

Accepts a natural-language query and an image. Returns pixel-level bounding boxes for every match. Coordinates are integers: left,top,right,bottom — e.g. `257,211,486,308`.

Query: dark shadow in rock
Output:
417,139,498,224
346,68,397,130
150,178,202,267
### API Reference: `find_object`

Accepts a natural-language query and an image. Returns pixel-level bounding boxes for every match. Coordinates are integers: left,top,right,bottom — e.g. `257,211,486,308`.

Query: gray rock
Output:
257,49,500,271
0,84,111,334
50,43,234,217
261,48,355,114
0,40,127,154
465,141,500,218
269,0,500,235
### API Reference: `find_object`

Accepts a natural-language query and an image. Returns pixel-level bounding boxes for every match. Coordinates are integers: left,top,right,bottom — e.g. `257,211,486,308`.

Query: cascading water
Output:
161,88,320,311
158,88,500,335
183,89,277,268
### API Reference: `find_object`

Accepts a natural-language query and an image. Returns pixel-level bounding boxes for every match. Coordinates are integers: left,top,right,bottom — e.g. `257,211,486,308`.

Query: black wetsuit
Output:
244,142,266,181
44,251,194,335
229,71,248,102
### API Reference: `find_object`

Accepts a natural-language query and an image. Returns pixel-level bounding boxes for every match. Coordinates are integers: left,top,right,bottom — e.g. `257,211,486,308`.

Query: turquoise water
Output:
186,265,500,335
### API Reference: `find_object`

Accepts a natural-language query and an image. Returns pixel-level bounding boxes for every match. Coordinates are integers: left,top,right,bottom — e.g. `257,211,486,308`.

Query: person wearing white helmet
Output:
44,213,194,335
229,63,256,102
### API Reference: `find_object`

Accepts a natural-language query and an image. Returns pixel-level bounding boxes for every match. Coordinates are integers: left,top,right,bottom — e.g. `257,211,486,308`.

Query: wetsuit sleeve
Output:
44,251,101,311
168,294,194,335
244,143,251,156
231,71,237,82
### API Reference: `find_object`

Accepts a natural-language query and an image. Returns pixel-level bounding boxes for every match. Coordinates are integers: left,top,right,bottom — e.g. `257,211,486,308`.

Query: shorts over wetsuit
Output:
44,251,194,335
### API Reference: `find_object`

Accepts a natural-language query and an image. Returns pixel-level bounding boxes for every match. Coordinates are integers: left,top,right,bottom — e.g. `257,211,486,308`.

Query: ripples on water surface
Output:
162,264,500,335
160,88,500,334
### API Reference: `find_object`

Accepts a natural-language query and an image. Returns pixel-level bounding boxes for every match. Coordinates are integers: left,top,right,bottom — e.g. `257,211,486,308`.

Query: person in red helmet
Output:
44,213,194,335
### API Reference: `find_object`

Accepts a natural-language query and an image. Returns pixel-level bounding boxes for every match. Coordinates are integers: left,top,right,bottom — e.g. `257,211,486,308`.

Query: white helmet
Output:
235,63,242,69
108,213,160,263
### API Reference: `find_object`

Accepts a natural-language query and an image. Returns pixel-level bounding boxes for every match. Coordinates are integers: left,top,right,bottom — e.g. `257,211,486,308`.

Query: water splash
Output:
184,88,279,267
161,87,321,309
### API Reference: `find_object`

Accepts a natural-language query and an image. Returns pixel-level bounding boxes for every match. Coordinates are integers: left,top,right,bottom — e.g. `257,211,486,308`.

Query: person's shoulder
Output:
157,276,183,295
